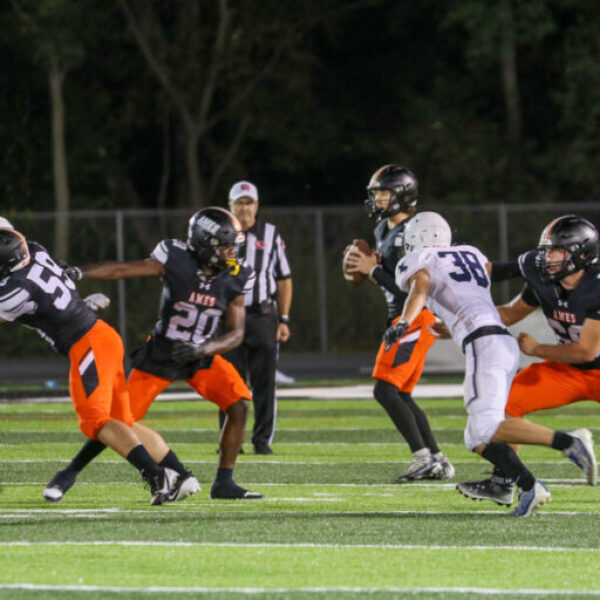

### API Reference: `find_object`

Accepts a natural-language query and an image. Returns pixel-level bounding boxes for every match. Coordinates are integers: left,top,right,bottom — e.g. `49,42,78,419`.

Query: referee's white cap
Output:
229,181,258,203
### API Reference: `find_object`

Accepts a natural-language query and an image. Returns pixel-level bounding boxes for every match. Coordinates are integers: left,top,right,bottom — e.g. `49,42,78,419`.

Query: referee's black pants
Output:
221,312,278,448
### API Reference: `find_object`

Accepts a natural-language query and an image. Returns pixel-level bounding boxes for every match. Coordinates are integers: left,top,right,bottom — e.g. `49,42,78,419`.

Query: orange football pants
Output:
506,360,600,417
68,320,133,440
128,354,251,421
372,309,437,392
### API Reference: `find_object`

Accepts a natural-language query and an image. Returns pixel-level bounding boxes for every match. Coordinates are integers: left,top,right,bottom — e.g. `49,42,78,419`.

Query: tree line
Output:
2,0,598,218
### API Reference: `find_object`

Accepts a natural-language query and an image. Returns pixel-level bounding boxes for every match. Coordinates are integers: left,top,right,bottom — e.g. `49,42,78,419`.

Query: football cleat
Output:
253,443,273,455
43,468,77,503
167,471,201,502
150,467,178,506
395,456,442,483
456,475,515,507
210,480,264,500
509,480,551,517
429,453,455,479
563,428,597,486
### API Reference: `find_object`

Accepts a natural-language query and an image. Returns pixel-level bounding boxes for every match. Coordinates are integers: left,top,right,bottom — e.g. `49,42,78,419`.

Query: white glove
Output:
83,293,111,311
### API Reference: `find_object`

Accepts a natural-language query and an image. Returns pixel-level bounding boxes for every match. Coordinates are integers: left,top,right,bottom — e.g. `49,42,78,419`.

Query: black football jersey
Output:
0,241,97,355
130,238,255,380
371,218,410,320
518,250,600,369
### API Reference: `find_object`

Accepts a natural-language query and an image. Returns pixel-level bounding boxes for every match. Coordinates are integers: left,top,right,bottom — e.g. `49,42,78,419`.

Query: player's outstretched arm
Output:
80,258,165,280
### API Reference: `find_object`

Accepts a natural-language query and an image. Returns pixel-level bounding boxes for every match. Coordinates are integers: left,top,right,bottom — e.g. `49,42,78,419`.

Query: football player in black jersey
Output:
458,214,599,505
344,164,454,481
0,220,179,506
44,207,264,500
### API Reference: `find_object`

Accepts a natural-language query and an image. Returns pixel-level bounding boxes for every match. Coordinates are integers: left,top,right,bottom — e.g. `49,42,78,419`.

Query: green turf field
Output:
1,385,599,599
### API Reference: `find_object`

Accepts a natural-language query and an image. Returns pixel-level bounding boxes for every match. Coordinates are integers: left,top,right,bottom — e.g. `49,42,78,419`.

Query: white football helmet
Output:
403,211,452,253
0,217,14,230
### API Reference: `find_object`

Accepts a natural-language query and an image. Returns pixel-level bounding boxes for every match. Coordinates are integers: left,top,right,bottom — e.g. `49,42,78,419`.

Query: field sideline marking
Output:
1,584,599,595
2,541,600,552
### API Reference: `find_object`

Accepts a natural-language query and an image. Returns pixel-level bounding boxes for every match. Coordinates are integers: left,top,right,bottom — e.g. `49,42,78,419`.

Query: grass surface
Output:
1,387,599,599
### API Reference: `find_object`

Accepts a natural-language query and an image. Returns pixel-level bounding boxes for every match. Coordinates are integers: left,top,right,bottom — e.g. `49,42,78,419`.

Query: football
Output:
342,239,373,287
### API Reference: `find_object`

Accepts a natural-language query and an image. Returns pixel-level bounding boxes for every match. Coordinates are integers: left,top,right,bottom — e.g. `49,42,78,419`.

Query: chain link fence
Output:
2,203,599,362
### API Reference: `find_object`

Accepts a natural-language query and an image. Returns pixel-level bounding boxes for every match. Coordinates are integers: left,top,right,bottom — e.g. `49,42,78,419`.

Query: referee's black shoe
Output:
253,443,273,455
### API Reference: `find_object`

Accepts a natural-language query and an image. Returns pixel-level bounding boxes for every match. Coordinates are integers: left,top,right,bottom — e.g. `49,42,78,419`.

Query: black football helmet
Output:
187,207,244,271
365,164,418,221
0,229,30,277
535,214,599,281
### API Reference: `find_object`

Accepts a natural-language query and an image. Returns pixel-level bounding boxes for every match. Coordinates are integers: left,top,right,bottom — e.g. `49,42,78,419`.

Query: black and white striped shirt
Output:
239,220,291,308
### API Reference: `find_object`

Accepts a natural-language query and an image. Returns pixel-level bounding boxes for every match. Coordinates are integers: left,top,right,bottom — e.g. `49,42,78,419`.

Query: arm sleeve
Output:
0,286,36,321
370,264,401,295
490,260,522,282
150,240,170,265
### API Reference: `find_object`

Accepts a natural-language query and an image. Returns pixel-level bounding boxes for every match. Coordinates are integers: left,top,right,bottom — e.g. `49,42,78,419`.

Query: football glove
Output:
83,293,110,312
58,261,83,282
382,319,409,352
171,340,206,363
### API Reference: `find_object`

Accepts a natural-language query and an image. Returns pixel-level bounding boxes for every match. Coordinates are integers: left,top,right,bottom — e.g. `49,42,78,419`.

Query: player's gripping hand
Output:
58,261,83,282
83,293,110,311
382,320,409,352
171,340,206,363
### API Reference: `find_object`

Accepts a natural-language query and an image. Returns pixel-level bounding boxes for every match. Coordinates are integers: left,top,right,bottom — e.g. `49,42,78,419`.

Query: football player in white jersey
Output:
383,212,596,516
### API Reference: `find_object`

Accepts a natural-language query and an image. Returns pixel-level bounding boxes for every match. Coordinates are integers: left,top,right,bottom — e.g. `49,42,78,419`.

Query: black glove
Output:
171,340,206,364
58,260,83,282
382,320,409,352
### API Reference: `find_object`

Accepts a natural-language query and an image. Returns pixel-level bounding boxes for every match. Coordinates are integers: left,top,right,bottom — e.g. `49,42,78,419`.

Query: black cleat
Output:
210,480,264,500
43,468,77,503
253,443,273,455
456,476,515,507
149,467,178,506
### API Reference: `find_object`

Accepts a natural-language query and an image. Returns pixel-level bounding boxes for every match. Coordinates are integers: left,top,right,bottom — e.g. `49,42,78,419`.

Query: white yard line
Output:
0,584,598,596
0,509,595,518
1,540,600,551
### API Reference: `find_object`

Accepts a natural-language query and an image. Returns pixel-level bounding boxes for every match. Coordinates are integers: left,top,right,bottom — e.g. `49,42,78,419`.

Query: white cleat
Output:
564,428,597,486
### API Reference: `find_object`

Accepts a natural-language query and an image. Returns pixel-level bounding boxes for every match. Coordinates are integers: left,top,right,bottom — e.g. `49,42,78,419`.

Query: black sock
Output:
216,467,233,483
482,442,535,491
68,440,107,473
159,450,186,475
126,444,161,482
374,380,425,452
401,392,440,454
551,431,573,451
492,465,509,479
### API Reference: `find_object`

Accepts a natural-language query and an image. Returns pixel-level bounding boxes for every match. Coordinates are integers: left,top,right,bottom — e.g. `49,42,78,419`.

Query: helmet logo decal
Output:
197,215,220,234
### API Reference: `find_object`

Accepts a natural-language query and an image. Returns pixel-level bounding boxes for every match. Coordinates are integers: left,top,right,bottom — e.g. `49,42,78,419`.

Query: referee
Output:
220,180,293,454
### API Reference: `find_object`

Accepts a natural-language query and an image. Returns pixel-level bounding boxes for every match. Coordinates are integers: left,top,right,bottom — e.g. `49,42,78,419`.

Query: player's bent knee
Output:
226,397,249,422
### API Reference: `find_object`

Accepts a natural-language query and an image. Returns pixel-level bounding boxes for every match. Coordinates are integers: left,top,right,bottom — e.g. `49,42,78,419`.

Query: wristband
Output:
279,315,290,324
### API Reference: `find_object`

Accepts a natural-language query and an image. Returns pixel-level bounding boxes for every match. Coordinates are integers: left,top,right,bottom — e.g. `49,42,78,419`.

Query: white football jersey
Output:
395,244,503,349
